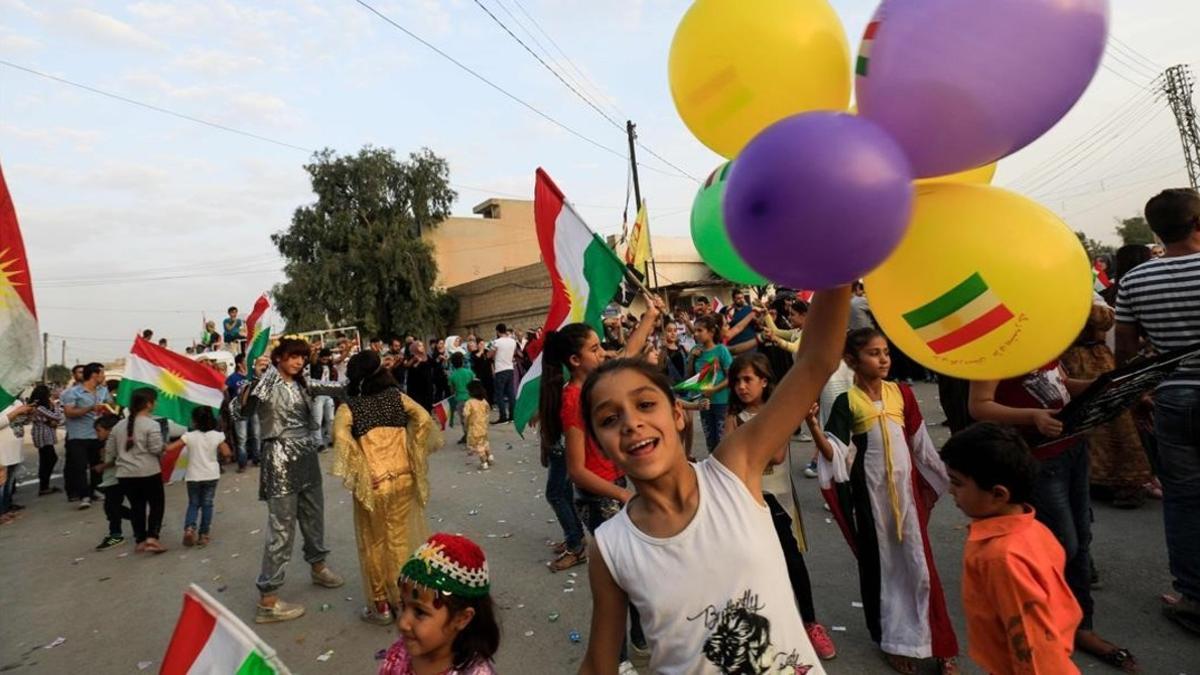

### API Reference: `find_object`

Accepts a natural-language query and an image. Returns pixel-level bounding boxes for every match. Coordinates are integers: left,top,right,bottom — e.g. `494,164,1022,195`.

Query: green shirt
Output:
449,367,475,402
697,344,733,406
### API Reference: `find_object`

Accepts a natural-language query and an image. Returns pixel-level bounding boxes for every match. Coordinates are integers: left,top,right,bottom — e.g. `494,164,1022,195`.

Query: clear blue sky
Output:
0,0,1193,362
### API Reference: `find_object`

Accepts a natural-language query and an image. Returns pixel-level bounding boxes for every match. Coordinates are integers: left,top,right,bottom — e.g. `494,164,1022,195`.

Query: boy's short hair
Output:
467,380,487,400
227,306,238,314
450,352,465,369
1145,188,1200,244
940,423,1037,504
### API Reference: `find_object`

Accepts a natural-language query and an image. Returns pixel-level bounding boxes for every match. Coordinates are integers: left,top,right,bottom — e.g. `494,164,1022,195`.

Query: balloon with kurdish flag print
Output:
865,183,1091,380
690,162,767,286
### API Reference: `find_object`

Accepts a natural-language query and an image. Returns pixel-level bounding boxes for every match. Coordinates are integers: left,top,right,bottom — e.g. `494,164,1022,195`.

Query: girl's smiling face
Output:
587,368,687,480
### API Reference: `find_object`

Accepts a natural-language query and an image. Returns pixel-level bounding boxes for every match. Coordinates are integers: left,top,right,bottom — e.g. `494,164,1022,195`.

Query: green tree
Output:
1075,231,1115,260
45,364,71,386
271,146,458,337
1115,216,1155,246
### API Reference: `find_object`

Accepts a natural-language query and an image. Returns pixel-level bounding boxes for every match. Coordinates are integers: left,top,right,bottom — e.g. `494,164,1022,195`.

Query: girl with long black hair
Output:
105,387,167,554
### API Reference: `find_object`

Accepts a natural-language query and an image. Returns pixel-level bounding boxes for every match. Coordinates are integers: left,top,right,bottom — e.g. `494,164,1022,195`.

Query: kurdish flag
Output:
246,327,271,365
161,584,290,674
246,294,269,339
513,169,626,435
432,397,452,431
674,362,721,393
903,273,1015,355
0,164,41,409
856,18,881,77
117,338,226,426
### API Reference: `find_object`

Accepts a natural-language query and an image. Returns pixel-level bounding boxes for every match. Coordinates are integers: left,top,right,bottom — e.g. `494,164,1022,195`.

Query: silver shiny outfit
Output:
248,367,342,594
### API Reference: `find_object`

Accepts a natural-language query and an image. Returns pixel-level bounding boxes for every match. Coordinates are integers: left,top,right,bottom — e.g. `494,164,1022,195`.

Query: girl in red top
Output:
536,298,661,664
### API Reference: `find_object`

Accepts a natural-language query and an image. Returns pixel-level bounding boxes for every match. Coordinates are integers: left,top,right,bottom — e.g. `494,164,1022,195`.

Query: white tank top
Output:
595,458,825,675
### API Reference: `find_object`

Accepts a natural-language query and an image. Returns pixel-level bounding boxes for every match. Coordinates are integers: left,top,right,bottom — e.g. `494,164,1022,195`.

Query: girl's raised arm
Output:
618,293,664,358
715,287,851,482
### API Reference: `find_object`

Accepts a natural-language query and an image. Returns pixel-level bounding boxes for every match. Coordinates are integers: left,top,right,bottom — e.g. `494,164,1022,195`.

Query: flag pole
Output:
626,121,659,290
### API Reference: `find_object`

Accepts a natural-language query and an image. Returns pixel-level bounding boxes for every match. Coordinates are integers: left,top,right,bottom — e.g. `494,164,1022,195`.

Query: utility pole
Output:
41,332,48,383
625,121,660,290
1162,64,1200,189
60,339,65,368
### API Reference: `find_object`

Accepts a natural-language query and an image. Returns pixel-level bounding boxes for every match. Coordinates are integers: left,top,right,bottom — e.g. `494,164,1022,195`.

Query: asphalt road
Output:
2,382,1198,674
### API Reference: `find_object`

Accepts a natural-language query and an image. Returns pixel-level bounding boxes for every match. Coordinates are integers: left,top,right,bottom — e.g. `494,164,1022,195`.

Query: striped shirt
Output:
31,404,65,449
1115,251,1200,387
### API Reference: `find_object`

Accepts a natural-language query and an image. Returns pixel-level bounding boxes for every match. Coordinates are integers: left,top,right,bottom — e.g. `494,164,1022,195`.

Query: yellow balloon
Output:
865,184,1091,380
917,162,998,186
668,0,851,159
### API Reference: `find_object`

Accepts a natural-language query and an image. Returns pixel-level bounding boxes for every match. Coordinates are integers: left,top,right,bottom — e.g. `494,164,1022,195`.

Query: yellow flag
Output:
625,201,651,279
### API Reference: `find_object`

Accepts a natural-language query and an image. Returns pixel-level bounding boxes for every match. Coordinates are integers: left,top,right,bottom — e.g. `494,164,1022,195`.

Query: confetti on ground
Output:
517,604,525,609
568,572,578,578
468,509,479,516
824,518,833,524
563,587,575,593
231,553,240,558
501,533,513,538
217,585,228,593
548,612,560,622
486,534,497,538
44,637,66,649
72,557,85,565
497,519,507,523
320,603,331,612
117,552,128,558
851,601,863,608
569,630,582,643
137,661,153,670
831,626,847,632
201,558,210,564
249,529,261,535
566,579,576,586
316,649,334,662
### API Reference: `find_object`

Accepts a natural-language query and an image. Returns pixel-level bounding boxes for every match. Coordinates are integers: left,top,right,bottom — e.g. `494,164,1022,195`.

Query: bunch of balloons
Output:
675,0,1109,379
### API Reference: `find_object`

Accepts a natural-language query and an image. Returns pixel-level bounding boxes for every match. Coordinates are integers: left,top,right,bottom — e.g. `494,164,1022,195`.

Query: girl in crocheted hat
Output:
379,533,500,675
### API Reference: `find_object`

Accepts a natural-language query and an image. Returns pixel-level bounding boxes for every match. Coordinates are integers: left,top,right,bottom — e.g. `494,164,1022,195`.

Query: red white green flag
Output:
902,272,1015,355
246,294,269,340
674,362,722,393
432,397,452,431
116,337,226,426
0,163,41,409
160,584,289,674
513,169,626,435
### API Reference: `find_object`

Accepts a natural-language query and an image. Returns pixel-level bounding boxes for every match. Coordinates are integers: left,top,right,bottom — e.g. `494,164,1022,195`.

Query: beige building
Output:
431,198,734,336
423,199,540,288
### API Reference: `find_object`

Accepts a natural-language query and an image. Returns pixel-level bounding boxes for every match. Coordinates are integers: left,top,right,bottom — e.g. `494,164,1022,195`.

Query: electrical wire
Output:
1109,35,1164,73
353,0,692,182
468,0,698,182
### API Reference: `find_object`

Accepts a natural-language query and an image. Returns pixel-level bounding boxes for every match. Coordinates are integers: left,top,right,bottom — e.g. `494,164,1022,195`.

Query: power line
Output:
353,0,691,182
1099,61,1156,90
467,0,698,182
0,59,313,153
1110,35,1164,73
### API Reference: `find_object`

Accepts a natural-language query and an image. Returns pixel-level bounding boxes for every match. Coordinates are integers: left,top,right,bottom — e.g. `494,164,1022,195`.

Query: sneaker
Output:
311,566,345,588
95,535,125,551
480,461,490,470
255,600,306,624
804,461,818,479
618,661,638,675
548,548,587,572
78,498,92,510
198,534,211,548
360,605,394,626
487,454,495,464
805,622,837,660
182,527,197,547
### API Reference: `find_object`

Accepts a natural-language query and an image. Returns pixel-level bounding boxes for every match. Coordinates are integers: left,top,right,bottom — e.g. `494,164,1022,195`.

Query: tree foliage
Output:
45,364,71,386
1075,231,1115,260
1115,216,1155,246
271,147,458,338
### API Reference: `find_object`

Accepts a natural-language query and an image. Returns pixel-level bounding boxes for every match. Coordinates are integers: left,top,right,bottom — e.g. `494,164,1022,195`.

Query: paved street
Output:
2,383,1198,673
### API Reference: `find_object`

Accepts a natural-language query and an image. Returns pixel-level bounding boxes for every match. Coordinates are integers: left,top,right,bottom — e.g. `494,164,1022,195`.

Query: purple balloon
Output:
724,112,914,290
856,0,1108,178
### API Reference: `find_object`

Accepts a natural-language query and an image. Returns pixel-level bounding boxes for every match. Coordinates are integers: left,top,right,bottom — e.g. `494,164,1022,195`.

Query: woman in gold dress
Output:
333,351,441,625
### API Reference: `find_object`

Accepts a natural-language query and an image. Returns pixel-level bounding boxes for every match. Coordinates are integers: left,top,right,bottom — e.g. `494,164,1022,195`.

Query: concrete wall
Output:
448,262,552,338
424,199,541,288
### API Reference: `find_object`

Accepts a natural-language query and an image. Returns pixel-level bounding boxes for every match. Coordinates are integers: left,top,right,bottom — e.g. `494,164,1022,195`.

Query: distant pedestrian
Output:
61,362,109,508
29,384,64,496
167,407,231,548
488,324,518,424
464,381,493,470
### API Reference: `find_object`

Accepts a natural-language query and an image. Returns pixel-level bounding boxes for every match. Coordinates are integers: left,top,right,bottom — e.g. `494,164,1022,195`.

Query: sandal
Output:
883,653,917,675
1096,648,1138,672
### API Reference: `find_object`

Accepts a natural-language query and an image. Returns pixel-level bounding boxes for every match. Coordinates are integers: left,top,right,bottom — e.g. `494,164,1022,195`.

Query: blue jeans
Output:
545,448,583,551
1152,386,1200,602
494,370,514,420
185,480,219,534
1,464,18,513
1031,439,1094,629
235,415,261,467
311,395,334,447
699,403,728,455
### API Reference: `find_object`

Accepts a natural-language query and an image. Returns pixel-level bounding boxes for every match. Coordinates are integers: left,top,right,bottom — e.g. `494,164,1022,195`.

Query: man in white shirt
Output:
489,323,518,424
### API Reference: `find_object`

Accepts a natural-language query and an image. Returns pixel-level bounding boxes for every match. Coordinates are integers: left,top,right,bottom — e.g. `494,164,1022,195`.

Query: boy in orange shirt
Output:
941,423,1082,675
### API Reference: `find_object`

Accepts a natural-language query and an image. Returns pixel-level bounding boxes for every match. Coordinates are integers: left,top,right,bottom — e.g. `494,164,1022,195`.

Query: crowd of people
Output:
2,187,1198,674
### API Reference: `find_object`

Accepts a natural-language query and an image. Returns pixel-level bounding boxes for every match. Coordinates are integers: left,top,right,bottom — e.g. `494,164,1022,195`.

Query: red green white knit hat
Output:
400,533,490,599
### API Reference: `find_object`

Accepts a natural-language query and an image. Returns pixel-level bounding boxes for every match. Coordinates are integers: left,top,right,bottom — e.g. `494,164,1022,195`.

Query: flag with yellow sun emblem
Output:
0,164,41,408
116,337,226,427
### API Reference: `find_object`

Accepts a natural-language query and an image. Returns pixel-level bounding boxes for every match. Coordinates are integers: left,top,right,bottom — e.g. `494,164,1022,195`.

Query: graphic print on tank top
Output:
688,589,814,674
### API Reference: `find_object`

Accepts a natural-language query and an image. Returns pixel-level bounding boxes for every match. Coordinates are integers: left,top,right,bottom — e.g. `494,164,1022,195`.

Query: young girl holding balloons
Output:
806,328,958,674
577,287,848,675
723,352,837,661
